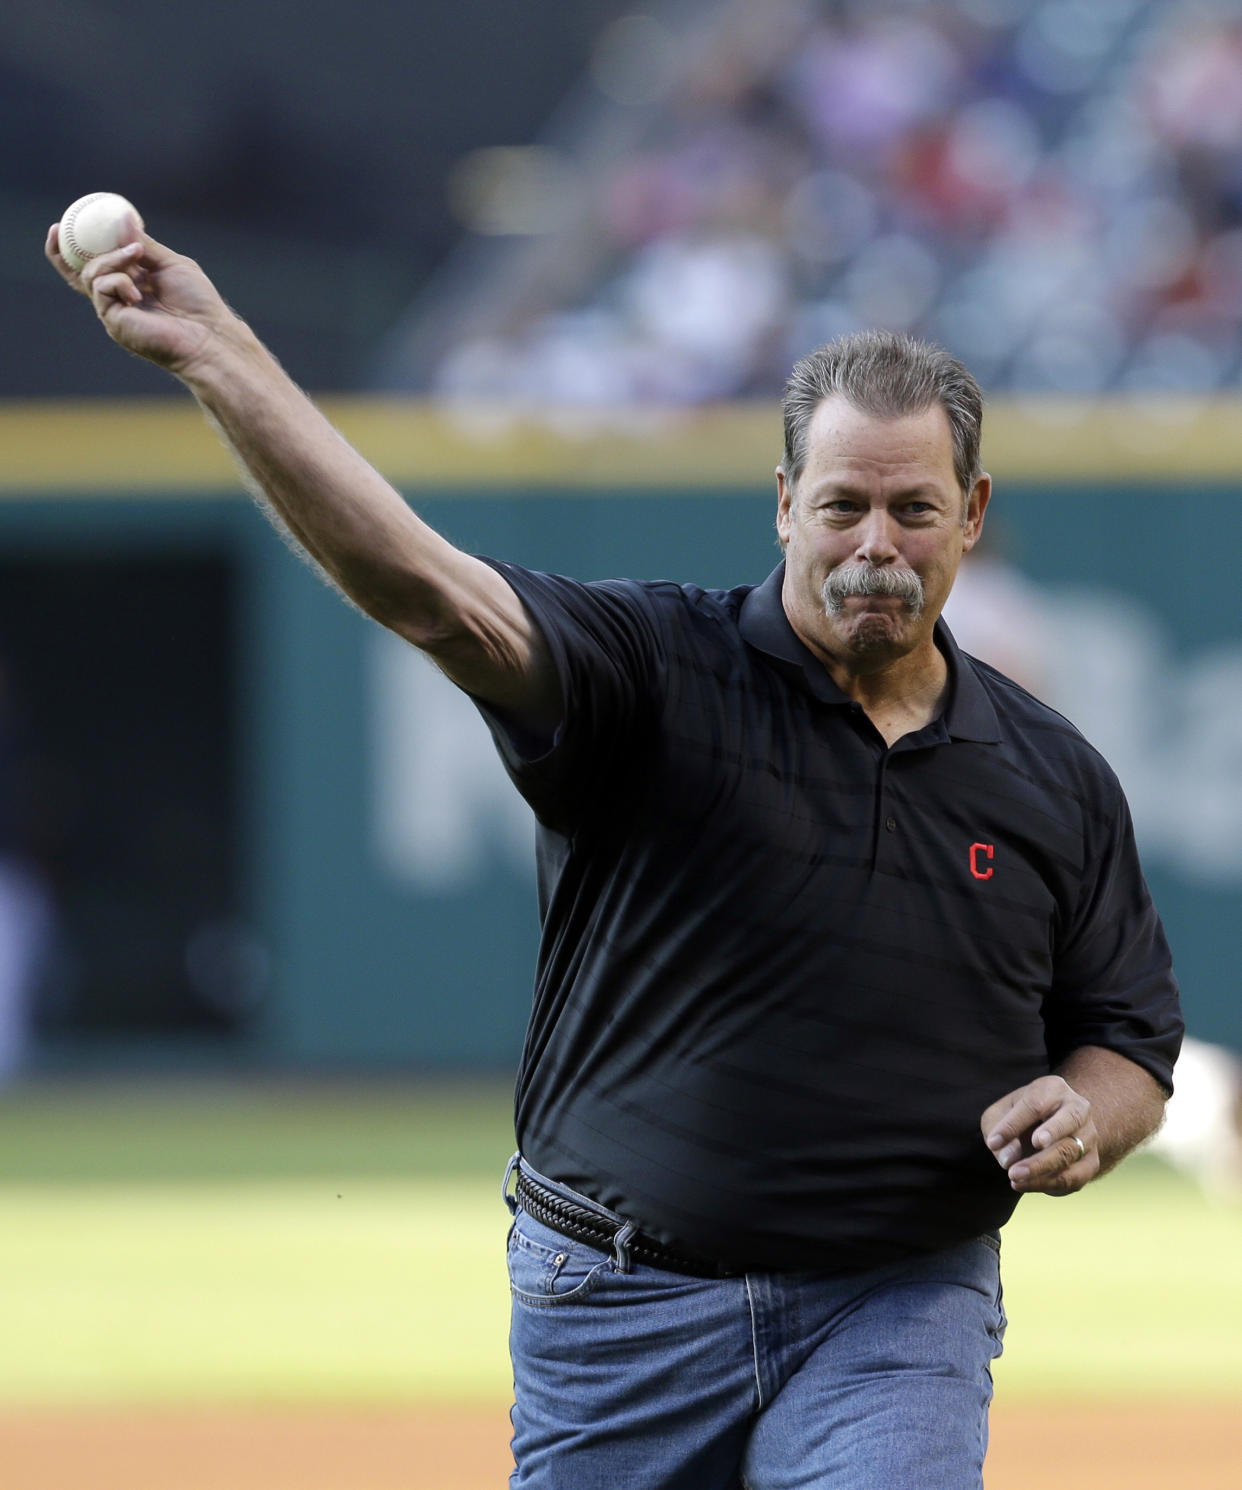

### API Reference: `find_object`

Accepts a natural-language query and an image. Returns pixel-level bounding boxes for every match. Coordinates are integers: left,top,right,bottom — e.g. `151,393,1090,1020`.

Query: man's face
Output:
776,396,990,671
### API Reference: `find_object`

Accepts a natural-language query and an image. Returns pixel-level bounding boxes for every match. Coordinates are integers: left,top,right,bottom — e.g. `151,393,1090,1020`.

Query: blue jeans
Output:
505,1160,1006,1490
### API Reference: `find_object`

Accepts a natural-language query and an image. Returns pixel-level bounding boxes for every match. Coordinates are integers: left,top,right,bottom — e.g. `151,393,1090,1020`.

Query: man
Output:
48,225,1181,1489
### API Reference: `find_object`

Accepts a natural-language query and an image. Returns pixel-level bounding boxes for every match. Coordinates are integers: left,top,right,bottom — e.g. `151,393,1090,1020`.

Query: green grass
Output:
0,1081,1237,1407
998,1158,1242,1401
0,1178,512,1406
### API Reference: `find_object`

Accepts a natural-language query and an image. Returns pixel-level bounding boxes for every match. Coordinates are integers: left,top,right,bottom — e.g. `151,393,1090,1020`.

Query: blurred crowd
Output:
428,0,1242,404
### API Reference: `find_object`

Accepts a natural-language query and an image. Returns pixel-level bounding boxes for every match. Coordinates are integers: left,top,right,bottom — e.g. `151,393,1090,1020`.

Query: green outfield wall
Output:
1,400,1239,1069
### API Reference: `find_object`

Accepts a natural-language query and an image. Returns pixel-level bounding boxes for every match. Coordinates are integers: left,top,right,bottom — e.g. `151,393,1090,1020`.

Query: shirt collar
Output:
738,562,1001,744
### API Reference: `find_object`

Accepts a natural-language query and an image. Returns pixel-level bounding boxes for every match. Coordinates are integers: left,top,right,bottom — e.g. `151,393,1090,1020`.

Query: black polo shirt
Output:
476,559,1182,1272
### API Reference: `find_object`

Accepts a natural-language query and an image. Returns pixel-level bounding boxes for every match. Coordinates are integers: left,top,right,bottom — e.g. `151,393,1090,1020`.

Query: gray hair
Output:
781,331,984,499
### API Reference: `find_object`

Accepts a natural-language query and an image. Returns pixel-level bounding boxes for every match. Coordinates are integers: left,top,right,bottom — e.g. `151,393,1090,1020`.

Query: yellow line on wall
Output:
2,395,1241,497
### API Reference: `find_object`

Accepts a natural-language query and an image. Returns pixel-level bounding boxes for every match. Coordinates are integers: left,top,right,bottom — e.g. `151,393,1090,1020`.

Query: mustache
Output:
822,563,925,616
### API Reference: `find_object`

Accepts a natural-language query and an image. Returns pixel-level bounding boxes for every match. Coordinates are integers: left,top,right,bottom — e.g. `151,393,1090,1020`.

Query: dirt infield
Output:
0,1403,1237,1489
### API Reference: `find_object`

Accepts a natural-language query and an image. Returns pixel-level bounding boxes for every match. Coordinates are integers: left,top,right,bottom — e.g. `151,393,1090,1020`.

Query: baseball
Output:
58,192,144,273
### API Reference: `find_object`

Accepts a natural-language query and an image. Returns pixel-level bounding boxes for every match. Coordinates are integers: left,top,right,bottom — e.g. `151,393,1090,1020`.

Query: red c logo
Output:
969,843,994,881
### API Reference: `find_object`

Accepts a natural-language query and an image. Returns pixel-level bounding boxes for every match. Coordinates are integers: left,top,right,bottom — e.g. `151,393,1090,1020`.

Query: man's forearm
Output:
181,320,460,639
1055,1044,1167,1176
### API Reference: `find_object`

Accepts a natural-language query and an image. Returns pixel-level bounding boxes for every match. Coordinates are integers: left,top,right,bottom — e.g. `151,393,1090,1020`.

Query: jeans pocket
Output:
992,1275,1008,1346
980,1237,1006,1352
507,1209,611,1308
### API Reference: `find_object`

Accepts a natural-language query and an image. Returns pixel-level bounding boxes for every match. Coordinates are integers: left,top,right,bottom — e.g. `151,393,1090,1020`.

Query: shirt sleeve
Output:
1046,783,1183,1094
469,559,667,827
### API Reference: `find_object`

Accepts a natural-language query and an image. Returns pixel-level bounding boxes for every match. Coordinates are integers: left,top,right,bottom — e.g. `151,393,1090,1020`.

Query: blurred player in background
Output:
0,656,54,1081
1148,1035,1242,1201
48,223,1183,1489
940,526,1052,701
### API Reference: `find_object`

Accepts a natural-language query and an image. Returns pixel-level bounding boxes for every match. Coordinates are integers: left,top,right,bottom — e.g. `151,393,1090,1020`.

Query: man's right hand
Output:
45,225,233,379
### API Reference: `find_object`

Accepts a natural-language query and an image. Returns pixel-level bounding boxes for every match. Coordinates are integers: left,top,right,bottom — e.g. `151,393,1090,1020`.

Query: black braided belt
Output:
514,1170,744,1279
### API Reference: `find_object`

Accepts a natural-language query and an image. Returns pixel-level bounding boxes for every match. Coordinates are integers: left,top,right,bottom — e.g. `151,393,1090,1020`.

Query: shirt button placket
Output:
873,807,899,872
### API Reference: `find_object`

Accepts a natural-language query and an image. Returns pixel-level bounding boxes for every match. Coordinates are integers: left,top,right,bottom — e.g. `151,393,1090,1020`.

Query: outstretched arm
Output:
45,224,558,731
980,1045,1167,1196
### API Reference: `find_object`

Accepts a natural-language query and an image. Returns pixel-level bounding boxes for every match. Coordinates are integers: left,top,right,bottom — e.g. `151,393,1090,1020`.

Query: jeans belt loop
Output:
501,1151,521,1216
611,1220,637,1274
